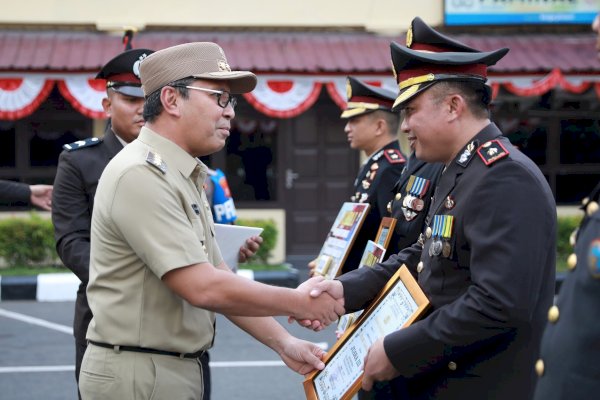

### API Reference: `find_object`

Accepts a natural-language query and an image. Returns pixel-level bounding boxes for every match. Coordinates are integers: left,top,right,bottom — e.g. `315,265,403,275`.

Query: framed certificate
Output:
303,265,430,400
374,217,397,249
314,202,371,280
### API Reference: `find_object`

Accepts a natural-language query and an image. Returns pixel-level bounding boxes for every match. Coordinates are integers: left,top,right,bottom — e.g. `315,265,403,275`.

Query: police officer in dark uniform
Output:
340,77,406,272
533,184,600,399
310,17,556,400
532,15,600,399
51,47,153,397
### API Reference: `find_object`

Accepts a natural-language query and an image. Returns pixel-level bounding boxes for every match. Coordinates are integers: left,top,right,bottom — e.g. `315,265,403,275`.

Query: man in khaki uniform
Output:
79,42,345,399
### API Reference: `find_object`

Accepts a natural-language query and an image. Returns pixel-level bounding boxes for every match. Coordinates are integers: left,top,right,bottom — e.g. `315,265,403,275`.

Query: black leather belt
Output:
89,340,205,359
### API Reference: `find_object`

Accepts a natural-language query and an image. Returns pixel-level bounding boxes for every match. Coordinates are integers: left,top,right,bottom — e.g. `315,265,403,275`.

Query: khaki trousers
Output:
79,343,203,400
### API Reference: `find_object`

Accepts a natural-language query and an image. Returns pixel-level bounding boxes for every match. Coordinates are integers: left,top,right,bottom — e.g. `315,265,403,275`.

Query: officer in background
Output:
309,17,556,400
0,180,53,210
310,77,405,276
52,47,153,396
532,14,600,400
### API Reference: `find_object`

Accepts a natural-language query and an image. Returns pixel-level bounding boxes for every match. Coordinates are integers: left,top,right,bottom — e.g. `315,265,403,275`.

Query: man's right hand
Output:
290,278,345,330
293,276,345,327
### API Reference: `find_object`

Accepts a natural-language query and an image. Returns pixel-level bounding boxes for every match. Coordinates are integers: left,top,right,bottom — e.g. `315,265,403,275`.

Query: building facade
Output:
1,1,598,255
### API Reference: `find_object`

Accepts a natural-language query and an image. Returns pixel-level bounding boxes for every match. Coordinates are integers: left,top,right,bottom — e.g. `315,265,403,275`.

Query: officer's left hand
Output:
277,335,326,375
238,235,263,263
362,337,398,391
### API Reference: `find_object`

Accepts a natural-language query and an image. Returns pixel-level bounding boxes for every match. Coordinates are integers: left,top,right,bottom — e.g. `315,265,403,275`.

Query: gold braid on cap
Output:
346,102,381,110
399,73,435,90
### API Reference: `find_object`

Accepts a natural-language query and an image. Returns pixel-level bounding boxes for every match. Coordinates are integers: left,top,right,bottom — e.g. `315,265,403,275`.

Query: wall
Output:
1,1,441,34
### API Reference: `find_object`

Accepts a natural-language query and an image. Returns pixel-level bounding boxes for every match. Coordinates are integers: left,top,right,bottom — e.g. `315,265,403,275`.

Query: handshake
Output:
290,276,345,331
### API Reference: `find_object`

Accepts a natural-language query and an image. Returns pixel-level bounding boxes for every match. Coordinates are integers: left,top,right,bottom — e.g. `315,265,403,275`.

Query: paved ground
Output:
0,300,340,400
0,259,349,400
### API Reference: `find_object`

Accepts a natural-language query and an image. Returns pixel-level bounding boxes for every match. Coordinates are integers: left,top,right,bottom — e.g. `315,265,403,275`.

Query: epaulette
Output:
145,150,167,174
477,139,509,166
383,149,406,164
63,137,102,151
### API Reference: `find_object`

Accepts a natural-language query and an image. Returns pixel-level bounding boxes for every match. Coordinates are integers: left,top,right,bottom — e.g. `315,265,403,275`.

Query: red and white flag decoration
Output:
57,76,106,119
2,72,600,121
0,76,54,120
243,77,323,118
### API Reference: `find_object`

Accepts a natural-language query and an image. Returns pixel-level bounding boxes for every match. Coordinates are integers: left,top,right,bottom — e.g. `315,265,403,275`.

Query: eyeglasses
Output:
173,85,237,109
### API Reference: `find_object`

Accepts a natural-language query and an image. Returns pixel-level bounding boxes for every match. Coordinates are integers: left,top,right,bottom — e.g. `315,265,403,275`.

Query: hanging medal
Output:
402,175,430,221
430,214,454,258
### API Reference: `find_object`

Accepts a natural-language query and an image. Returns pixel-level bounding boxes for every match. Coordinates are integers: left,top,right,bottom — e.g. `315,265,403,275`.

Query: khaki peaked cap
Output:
139,42,257,96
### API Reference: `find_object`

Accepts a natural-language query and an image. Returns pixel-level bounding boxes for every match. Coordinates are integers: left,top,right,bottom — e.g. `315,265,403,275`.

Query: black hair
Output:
143,77,195,123
431,80,491,119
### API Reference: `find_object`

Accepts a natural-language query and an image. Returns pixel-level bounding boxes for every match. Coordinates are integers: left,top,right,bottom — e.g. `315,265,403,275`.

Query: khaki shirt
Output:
86,126,222,353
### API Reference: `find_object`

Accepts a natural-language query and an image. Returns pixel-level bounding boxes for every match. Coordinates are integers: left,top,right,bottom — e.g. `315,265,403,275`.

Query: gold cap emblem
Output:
346,78,352,100
406,25,413,48
218,60,231,72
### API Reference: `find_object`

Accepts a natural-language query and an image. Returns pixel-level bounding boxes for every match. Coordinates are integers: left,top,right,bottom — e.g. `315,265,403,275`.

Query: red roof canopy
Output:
0,30,598,74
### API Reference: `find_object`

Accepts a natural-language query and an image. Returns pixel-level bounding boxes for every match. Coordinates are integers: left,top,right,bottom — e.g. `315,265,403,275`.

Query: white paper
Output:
314,280,418,400
214,224,263,271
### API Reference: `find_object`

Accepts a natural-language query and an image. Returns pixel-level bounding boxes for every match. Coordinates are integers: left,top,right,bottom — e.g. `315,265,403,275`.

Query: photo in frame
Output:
303,265,430,400
313,202,371,280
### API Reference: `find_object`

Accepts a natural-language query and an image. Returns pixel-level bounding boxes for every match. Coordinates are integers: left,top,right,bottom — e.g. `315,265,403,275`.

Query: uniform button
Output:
395,193,402,201
582,197,590,206
425,227,432,239
569,229,578,247
587,201,599,216
387,201,392,213
535,359,544,377
547,305,559,323
567,253,577,271
448,361,457,371
417,261,424,273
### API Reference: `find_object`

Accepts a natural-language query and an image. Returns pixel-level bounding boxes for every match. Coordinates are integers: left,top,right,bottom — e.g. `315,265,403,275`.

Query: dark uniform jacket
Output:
389,154,444,253
338,123,556,400
343,141,405,273
0,180,30,204
52,128,123,344
534,182,600,400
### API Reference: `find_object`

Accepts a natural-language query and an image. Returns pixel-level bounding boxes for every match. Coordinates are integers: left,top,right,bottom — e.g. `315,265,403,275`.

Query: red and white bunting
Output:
57,76,107,119
0,76,54,120
243,77,323,118
1,72,600,121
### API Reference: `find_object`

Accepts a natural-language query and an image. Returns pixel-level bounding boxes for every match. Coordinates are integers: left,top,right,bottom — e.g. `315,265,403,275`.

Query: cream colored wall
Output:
237,208,286,264
3,1,441,34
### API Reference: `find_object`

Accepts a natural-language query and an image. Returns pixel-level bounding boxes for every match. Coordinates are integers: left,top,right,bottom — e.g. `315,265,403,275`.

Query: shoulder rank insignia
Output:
383,149,406,164
477,140,509,166
63,137,102,151
145,151,167,174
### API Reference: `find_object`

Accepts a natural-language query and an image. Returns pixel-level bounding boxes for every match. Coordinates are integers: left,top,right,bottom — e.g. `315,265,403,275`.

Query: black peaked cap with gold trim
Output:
96,48,154,98
341,76,397,119
391,17,508,110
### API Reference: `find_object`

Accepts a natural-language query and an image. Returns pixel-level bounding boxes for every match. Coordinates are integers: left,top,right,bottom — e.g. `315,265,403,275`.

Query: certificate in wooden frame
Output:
374,217,397,249
303,265,430,400
314,202,371,280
